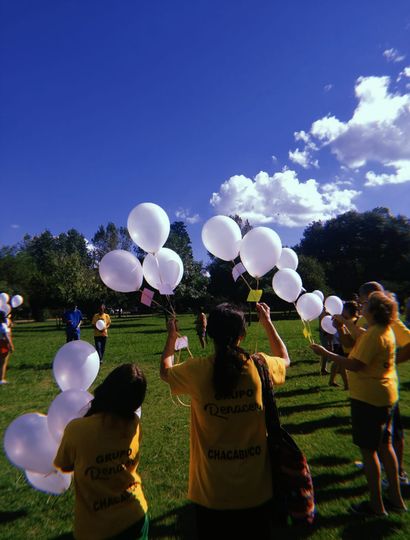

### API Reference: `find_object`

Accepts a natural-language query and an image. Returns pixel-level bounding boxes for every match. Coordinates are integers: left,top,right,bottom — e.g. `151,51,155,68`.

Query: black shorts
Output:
351,398,394,450
392,402,404,442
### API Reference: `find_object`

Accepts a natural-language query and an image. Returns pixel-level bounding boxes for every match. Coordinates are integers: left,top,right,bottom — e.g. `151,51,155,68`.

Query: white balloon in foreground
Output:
272,269,302,303
143,248,183,292
276,248,298,271
240,227,282,278
53,340,99,392
25,469,72,495
127,202,170,254
201,216,242,261
312,290,324,302
325,295,343,316
0,303,11,316
0,292,10,304
96,319,106,331
10,295,24,308
47,390,92,443
99,250,143,293
296,293,323,322
4,413,59,474
321,315,338,335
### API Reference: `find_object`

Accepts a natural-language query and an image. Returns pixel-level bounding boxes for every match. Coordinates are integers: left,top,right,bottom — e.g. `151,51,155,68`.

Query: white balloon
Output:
25,469,72,495
321,315,338,335
201,216,242,261
10,295,24,308
325,295,344,316
0,292,10,304
99,250,143,293
272,269,302,303
240,227,282,278
47,390,92,443
0,303,11,316
4,413,59,474
127,202,170,254
143,248,183,292
276,248,298,271
312,290,324,302
96,319,106,331
296,293,323,322
53,340,100,391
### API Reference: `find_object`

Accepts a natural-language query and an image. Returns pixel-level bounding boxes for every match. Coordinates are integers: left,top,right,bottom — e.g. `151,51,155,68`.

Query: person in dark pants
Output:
92,304,111,362
63,304,83,342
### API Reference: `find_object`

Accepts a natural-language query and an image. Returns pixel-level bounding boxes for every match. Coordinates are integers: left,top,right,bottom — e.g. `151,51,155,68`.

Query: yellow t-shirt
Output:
165,353,286,510
91,313,111,337
54,413,147,540
391,319,410,348
348,325,398,407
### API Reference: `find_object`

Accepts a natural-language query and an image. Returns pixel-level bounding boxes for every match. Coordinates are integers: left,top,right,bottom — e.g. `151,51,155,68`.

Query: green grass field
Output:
1,314,409,539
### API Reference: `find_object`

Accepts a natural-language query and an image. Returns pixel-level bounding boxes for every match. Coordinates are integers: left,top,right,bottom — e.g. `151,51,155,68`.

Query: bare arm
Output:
310,344,364,372
160,319,178,380
256,303,290,367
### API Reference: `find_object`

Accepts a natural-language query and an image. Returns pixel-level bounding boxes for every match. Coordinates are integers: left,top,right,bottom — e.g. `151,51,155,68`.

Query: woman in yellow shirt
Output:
54,364,148,540
311,292,406,516
161,302,290,539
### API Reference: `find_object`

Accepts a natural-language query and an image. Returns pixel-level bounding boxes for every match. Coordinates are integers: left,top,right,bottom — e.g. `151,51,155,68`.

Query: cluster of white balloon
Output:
98,203,183,305
4,340,99,495
201,215,344,336
0,292,24,317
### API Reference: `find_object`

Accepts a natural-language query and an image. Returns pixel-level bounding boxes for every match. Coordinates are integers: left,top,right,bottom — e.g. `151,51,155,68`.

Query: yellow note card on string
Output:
247,289,263,302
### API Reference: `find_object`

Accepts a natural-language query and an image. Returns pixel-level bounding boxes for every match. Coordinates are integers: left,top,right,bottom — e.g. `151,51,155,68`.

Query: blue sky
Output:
1,0,410,261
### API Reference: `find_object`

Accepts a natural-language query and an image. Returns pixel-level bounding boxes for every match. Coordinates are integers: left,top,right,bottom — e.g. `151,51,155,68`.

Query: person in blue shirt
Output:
63,304,83,342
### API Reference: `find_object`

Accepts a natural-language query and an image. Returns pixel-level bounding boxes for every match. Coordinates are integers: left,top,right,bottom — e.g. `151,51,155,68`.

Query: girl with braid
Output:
161,302,290,539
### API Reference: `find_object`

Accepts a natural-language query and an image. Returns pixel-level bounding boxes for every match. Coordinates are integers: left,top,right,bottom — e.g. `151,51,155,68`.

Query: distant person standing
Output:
63,304,83,342
0,311,14,384
195,310,207,349
92,304,111,362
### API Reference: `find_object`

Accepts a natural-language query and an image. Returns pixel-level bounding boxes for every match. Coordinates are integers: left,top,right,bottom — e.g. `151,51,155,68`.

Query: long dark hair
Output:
86,363,147,420
206,303,248,396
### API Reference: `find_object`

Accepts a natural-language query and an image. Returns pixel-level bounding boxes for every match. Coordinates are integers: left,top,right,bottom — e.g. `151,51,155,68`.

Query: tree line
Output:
0,207,409,320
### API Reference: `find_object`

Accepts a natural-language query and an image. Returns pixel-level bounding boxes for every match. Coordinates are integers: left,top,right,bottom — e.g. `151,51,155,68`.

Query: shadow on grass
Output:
341,517,403,538
280,400,348,416
13,363,51,371
313,469,362,489
15,325,64,333
335,427,353,435
50,534,73,540
0,509,28,524
276,386,323,399
316,484,368,503
310,455,352,466
285,415,350,434
149,503,197,539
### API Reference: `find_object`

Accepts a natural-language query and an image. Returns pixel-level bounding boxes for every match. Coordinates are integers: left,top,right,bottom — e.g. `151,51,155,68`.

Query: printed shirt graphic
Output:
91,313,111,337
348,325,398,407
166,353,286,509
54,414,147,540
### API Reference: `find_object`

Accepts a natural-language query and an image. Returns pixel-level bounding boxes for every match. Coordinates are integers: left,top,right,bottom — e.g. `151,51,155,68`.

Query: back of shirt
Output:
54,413,147,540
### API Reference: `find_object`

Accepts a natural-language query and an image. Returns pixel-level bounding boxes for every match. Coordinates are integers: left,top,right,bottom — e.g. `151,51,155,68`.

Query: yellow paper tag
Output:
247,289,263,302
303,327,309,339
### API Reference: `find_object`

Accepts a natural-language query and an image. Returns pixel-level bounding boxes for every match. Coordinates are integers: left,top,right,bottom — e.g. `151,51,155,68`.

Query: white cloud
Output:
10,224,20,229
397,66,410,81
175,208,200,224
290,74,410,186
210,170,360,227
271,154,278,163
324,83,333,92
383,48,406,63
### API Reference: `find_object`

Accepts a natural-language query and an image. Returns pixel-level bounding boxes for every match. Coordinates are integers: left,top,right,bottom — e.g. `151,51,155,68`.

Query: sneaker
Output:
399,471,409,486
350,501,387,517
354,460,364,469
0,380,8,384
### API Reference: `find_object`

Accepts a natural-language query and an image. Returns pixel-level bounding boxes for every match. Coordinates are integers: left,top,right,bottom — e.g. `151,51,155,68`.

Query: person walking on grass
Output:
195,309,208,349
0,310,14,384
160,302,290,539
311,291,406,516
91,304,111,362
63,303,83,342
54,363,148,540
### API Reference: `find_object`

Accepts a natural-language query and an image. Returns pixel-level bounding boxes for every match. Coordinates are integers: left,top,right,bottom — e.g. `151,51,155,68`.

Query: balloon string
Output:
169,340,191,408
307,320,315,344
150,297,175,318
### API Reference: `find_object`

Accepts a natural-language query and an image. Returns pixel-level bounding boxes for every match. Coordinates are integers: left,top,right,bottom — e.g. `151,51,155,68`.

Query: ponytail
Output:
207,304,248,396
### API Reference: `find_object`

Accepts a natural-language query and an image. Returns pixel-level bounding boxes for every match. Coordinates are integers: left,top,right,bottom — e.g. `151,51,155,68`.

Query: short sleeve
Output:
165,358,198,396
392,320,410,348
262,354,286,386
349,328,380,366
106,314,111,326
54,424,76,472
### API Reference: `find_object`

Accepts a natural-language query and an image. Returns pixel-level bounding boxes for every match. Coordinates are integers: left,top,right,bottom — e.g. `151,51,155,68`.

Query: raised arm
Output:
160,319,178,380
256,302,290,367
